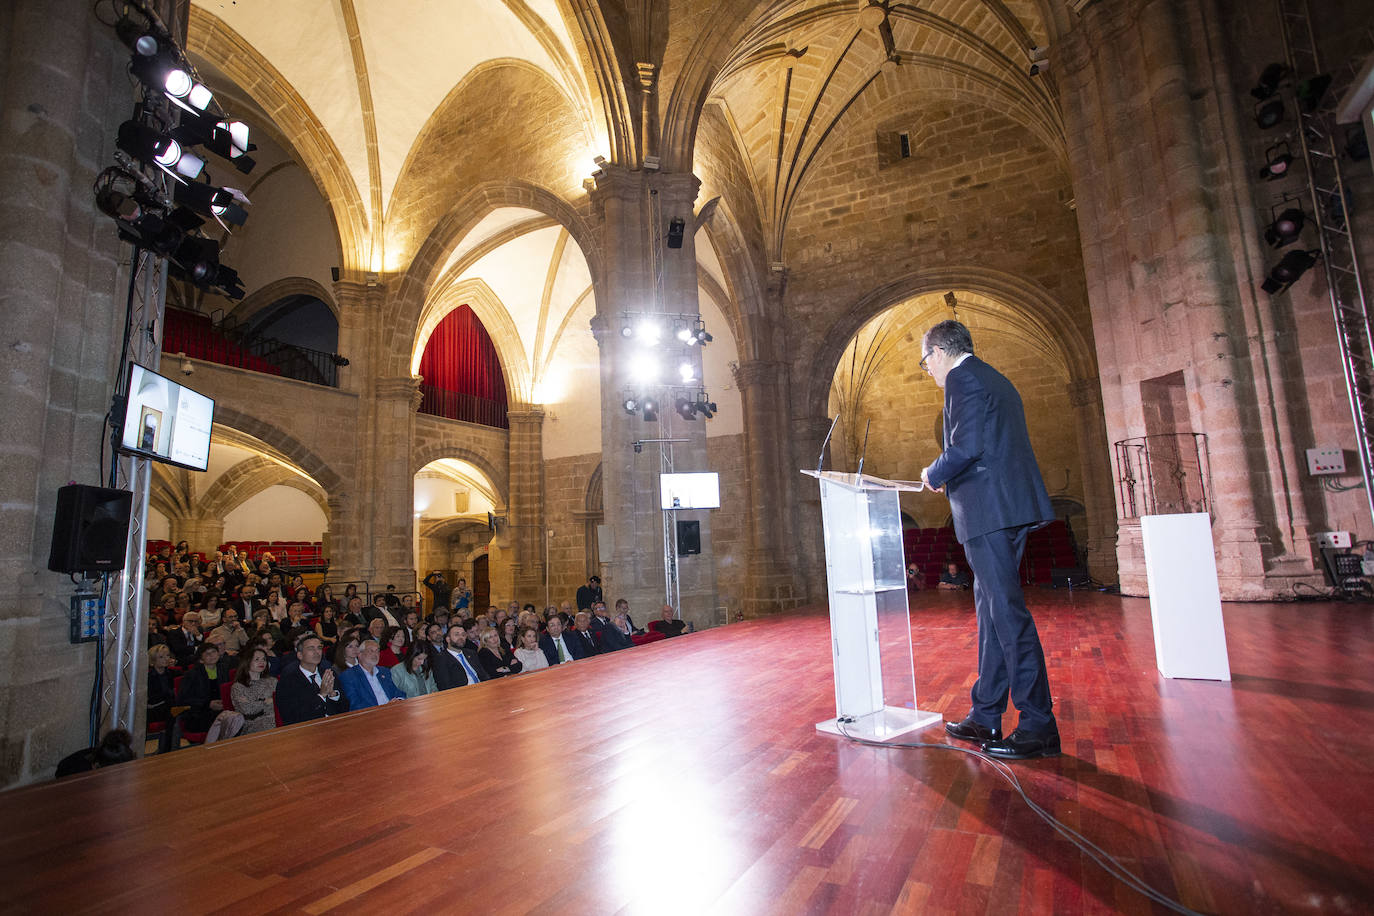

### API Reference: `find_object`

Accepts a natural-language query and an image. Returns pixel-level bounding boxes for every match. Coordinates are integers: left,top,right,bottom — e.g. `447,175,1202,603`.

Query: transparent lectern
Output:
802,470,943,741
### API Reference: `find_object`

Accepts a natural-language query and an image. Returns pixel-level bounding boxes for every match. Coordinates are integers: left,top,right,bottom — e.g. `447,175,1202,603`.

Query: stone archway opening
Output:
414,459,502,613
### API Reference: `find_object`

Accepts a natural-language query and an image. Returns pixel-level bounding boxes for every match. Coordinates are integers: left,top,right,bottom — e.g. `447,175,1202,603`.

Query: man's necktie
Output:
458,653,480,684
557,640,566,662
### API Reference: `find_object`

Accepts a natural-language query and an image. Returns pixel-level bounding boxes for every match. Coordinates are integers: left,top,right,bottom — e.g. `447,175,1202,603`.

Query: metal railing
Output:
166,307,344,387
417,383,509,429
1114,433,1211,519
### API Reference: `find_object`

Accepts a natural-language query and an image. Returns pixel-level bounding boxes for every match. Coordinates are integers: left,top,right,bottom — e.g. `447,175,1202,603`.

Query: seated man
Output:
906,562,924,592
165,611,203,666
938,561,971,590
568,611,601,657
338,638,405,710
432,622,486,689
614,598,643,634
210,608,251,658
539,614,583,665
276,633,348,724
653,605,689,638
602,611,636,651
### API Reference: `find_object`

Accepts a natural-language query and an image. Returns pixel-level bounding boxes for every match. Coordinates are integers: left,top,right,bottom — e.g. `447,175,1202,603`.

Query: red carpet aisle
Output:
0,591,1371,914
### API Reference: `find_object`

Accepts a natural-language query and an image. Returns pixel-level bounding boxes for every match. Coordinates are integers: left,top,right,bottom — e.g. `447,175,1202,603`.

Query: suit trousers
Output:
963,524,1056,735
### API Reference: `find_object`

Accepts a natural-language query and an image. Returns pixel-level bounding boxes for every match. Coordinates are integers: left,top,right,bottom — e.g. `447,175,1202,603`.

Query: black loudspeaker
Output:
666,217,685,249
330,266,341,282
47,485,133,574
677,519,701,556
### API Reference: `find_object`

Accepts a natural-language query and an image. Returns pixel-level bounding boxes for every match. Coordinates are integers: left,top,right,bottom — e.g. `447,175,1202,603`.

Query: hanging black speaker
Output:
47,485,133,574
677,519,701,556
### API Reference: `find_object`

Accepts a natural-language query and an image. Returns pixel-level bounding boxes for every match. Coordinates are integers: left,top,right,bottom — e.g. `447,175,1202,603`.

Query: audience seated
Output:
938,561,971,590
176,642,230,735
229,646,278,735
390,643,437,698
602,612,636,652
652,605,689,638
334,629,363,670
338,638,405,710
477,628,522,679
314,605,340,648
276,633,347,724
379,626,409,668
539,615,582,665
512,626,548,673
432,622,486,689
364,593,402,629
210,609,250,658
165,611,203,667
568,611,601,657
146,644,176,753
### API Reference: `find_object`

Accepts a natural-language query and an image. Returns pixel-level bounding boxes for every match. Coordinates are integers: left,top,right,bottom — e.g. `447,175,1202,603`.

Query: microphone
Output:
856,419,872,481
817,415,839,474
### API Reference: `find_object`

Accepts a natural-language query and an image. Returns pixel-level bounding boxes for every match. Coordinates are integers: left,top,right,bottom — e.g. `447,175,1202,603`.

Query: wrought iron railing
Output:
165,307,344,387
1114,433,1211,519
418,383,509,429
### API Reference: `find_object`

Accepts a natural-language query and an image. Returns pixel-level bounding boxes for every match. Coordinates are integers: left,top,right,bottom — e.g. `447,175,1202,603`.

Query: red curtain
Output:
418,305,508,405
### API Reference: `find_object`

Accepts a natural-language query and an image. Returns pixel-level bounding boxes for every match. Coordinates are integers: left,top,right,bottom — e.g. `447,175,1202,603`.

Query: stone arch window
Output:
417,304,509,429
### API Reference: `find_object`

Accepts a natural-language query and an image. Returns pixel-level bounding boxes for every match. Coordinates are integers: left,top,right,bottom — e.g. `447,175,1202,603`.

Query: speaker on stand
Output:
47,485,133,574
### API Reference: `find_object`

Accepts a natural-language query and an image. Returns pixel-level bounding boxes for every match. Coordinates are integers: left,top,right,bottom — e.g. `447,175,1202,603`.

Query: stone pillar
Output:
1060,0,1272,598
324,494,361,584
589,165,719,630
1067,377,1119,585
368,376,423,591
507,408,546,602
733,360,803,616
168,518,225,556
0,0,135,786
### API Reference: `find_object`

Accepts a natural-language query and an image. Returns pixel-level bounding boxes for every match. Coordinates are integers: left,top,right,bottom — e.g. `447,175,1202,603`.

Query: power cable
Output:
836,724,1211,916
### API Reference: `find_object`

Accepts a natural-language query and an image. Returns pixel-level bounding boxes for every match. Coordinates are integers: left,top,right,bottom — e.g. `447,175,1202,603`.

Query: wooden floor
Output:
2,590,1372,915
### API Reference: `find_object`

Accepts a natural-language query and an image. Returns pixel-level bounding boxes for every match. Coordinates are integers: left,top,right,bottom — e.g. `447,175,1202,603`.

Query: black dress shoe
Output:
981,728,1061,759
945,717,1001,743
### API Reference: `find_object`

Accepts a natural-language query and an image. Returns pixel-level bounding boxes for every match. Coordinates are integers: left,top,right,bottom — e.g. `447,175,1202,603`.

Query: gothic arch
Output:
210,406,344,495
411,278,532,408
410,443,509,509
230,277,340,326
383,180,602,380
186,10,369,272
802,266,1097,421
200,456,331,521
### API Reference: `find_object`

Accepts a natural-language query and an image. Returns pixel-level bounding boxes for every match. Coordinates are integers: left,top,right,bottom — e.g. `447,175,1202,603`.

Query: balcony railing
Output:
163,307,342,387
1114,433,1211,519
418,383,509,429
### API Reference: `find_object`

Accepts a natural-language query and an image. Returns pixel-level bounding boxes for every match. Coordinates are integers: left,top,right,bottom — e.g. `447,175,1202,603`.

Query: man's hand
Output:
320,669,335,695
920,467,942,493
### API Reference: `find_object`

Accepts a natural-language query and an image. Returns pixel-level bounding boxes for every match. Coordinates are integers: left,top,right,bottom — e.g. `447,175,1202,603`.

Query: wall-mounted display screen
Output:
118,361,215,472
660,472,720,510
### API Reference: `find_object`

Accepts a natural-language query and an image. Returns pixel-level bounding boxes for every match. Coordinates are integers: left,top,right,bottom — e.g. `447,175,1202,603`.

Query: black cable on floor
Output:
836,724,1210,916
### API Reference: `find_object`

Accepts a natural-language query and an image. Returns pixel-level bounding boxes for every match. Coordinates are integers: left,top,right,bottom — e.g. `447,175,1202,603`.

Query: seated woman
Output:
365,615,387,643
389,643,437,698
333,629,363,670
499,617,518,653
146,644,176,752
379,626,409,668
229,646,278,735
176,642,229,736
477,628,522,679
249,607,283,647
314,604,340,648
512,626,548,674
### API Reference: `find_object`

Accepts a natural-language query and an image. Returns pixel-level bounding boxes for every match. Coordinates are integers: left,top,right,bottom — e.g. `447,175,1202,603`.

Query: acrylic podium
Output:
802,470,942,741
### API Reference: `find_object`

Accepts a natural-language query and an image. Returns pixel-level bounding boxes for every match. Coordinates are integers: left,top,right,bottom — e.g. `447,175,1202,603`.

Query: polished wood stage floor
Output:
2,590,1372,915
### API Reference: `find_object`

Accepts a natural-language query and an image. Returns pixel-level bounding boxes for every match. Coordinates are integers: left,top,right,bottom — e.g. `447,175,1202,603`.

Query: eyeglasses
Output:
920,348,939,371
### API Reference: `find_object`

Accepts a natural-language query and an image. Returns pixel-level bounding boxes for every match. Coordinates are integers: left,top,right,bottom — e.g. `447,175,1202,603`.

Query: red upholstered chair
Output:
631,631,667,646
171,676,209,746
220,681,235,711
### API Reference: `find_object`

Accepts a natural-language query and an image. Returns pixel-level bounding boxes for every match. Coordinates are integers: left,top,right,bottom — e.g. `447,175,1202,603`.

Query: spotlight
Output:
169,235,245,299
117,120,203,180
1295,74,1331,113
176,180,249,228
695,395,717,420
635,320,662,345
1262,207,1306,249
1258,142,1293,180
1254,97,1284,129
676,323,693,343
684,319,712,346
1251,63,1288,100
642,398,658,422
629,353,661,385
173,113,256,173
1261,249,1320,294
623,396,639,414
620,323,634,338
675,397,696,420
679,362,695,382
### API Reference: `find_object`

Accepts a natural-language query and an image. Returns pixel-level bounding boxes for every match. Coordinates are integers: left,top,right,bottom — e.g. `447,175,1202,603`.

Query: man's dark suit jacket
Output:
569,627,601,657
599,626,634,651
923,356,1052,543
539,631,584,665
164,627,201,666
432,645,485,690
276,660,348,724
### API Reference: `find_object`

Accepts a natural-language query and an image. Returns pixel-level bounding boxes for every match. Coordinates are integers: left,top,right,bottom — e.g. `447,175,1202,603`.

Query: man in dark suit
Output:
432,623,486,690
568,611,601,657
164,611,203,666
920,320,1059,760
276,633,348,724
539,615,583,665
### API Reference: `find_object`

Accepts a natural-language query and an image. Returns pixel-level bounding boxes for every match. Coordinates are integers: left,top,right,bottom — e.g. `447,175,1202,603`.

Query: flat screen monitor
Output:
660,472,720,510
118,361,215,472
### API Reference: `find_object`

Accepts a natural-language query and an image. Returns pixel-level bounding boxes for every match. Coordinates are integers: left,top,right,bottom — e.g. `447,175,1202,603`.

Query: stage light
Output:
676,324,693,343
696,395,717,420
1261,249,1320,294
1258,143,1293,180
173,113,257,173
176,180,249,228
1251,63,1288,100
642,398,658,422
675,397,696,420
169,235,245,300
117,120,204,180
629,352,661,384
635,320,662,345
679,362,695,382
1262,208,1305,249
620,323,634,338
1255,97,1284,129
623,396,639,414
683,318,712,346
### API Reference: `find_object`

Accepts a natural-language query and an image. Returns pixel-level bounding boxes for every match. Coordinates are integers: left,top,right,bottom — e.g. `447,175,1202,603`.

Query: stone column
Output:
506,408,546,602
368,376,423,590
589,165,719,629
1067,377,1120,584
733,360,803,616
1060,0,1272,598
0,0,135,786
168,518,225,556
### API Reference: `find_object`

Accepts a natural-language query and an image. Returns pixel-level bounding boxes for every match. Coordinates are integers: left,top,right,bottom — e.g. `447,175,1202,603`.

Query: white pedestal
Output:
1140,513,1231,681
